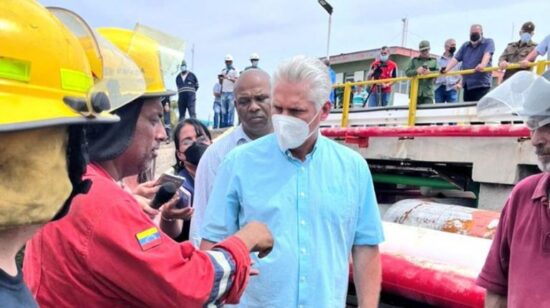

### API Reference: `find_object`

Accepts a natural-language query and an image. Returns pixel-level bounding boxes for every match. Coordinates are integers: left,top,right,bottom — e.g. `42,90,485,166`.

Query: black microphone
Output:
150,182,177,209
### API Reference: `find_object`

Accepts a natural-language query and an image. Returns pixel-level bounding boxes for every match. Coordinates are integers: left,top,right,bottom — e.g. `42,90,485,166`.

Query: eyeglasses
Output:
180,135,209,148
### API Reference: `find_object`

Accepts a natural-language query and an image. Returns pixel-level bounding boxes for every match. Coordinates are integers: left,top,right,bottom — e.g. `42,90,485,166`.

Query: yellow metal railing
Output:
334,60,550,127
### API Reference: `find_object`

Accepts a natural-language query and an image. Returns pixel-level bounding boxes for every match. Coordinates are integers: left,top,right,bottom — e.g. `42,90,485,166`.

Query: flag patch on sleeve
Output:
136,227,162,251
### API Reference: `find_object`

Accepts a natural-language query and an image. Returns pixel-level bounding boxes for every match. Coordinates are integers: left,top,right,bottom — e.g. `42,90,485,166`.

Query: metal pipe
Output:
368,222,489,307
408,77,419,126
349,223,490,307
380,253,484,308
341,82,351,127
383,199,500,239
321,124,530,138
381,222,491,278
372,174,457,190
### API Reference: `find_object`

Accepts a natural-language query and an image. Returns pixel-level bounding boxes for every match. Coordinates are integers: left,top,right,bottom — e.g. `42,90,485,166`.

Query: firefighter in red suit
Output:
23,25,273,307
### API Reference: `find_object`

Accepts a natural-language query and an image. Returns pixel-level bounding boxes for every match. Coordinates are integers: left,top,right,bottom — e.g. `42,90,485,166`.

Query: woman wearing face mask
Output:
498,21,537,82
171,119,212,241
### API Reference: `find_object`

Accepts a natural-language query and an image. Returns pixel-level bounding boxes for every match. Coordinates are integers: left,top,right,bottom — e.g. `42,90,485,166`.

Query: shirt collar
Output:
283,132,322,162
233,125,252,146
469,37,486,47
532,172,550,202
518,40,533,46
89,162,112,179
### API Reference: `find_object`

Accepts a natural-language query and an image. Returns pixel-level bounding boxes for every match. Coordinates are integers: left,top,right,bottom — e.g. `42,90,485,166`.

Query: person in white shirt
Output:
189,69,273,246
220,54,239,127
213,74,224,129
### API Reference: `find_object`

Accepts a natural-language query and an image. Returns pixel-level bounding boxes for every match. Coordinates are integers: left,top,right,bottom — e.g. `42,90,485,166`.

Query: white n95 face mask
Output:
272,109,321,151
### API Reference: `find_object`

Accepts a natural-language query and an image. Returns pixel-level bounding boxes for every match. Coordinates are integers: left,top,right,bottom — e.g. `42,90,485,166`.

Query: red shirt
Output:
23,163,250,307
477,172,550,307
369,59,398,93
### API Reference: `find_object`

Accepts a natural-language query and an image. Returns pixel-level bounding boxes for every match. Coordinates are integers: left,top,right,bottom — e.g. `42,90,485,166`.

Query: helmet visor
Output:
478,70,550,129
128,24,185,96
48,7,146,112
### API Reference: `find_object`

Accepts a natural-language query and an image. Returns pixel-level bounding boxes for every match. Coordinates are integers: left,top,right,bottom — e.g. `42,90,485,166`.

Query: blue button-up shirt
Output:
455,37,495,89
201,134,384,308
436,54,461,91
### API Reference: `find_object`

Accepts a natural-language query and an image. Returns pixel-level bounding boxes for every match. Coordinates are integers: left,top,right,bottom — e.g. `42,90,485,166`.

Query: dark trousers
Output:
163,111,171,138
417,96,434,104
177,92,196,120
463,86,490,102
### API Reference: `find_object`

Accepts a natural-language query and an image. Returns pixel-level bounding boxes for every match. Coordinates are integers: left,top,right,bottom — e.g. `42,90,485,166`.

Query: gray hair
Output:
272,55,331,111
470,24,483,32
444,38,455,47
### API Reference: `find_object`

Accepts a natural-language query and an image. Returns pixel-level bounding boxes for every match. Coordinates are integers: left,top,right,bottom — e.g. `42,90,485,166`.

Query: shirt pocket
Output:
319,188,355,226
519,49,531,58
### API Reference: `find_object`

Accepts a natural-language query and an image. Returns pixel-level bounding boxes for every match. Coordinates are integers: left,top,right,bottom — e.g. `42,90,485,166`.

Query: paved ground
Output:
153,141,176,177
153,128,227,177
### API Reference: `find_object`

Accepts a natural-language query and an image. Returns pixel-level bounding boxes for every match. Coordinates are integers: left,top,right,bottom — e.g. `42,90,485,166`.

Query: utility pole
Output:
191,43,195,71
401,18,408,47
318,0,333,61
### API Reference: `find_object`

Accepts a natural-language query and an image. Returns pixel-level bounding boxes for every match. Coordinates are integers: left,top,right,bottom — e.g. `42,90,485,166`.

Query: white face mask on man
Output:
272,108,322,151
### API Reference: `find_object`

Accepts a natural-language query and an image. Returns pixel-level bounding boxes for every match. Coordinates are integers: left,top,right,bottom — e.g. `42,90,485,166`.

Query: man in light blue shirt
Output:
521,34,550,67
200,56,384,308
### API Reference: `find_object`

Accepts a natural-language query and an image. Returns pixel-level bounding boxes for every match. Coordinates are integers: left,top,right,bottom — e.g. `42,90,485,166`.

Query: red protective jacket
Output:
369,59,398,93
23,163,250,307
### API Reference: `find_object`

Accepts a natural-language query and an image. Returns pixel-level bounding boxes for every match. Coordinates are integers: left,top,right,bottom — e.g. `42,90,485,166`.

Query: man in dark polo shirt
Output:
476,69,550,307
443,24,495,102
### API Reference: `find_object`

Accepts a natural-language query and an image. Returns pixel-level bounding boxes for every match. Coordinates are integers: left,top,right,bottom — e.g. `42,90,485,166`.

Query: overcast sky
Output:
40,0,550,121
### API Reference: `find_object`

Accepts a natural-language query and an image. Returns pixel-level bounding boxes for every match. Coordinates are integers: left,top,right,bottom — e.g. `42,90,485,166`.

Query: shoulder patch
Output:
136,227,162,251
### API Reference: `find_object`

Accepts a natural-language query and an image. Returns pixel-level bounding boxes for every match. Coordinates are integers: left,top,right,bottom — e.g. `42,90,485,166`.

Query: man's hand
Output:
498,60,509,70
484,290,507,308
475,63,487,72
234,221,273,258
133,180,160,199
519,59,531,68
416,67,427,75
453,83,462,90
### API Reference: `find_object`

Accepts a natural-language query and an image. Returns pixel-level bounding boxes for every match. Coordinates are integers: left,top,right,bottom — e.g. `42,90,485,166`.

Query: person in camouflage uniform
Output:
406,40,438,104
499,21,537,81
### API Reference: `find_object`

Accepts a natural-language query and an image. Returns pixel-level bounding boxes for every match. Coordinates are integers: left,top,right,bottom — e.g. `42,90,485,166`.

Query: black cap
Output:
521,21,535,33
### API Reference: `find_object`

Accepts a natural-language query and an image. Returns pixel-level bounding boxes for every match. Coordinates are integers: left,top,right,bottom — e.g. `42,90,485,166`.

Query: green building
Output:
325,46,433,107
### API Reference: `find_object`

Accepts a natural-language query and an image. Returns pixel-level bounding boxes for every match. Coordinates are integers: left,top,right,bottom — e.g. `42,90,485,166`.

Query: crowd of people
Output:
171,53,262,130
335,22,550,108
1,1,550,307
166,21,550,126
